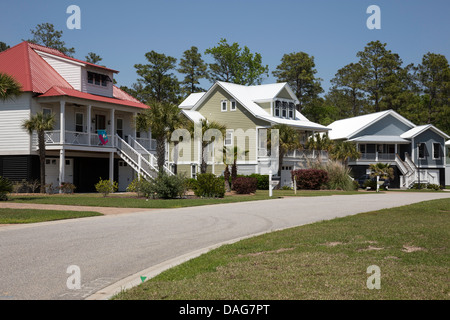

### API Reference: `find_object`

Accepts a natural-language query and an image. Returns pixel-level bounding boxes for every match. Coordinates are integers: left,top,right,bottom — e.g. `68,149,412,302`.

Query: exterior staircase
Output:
395,153,439,189
115,135,173,181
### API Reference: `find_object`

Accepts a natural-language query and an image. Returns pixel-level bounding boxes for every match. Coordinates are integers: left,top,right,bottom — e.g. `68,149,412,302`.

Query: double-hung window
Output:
432,143,441,159
224,129,233,146
230,100,237,111
418,143,425,159
221,100,227,112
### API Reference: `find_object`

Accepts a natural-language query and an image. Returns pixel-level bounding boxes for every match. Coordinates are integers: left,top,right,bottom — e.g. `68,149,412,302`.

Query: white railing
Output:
136,138,157,151
129,136,173,176
115,135,158,180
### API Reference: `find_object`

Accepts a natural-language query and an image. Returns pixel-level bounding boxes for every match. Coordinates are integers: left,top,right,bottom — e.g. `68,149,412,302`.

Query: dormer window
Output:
273,100,295,119
87,71,111,87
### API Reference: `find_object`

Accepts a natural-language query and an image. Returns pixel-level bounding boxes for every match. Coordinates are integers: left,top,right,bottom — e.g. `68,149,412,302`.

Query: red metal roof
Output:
0,41,149,110
39,86,149,109
0,41,73,93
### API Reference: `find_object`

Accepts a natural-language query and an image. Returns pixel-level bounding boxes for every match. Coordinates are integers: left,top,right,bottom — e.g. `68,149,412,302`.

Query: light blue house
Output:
327,110,449,189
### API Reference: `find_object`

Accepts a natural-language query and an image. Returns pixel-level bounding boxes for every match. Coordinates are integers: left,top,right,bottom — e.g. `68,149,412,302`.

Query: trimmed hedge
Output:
248,174,270,190
193,173,225,198
233,177,257,194
292,169,328,190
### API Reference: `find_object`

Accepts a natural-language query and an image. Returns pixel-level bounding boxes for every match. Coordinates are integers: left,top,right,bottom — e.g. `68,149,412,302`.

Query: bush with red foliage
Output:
232,177,258,194
291,169,328,190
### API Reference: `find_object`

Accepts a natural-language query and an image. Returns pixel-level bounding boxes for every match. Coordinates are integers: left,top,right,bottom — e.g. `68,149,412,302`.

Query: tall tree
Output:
356,41,403,113
85,52,102,64
415,52,450,132
330,62,366,117
22,112,56,193
26,23,75,57
178,46,208,95
0,41,9,52
272,52,323,112
0,72,22,101
134,51,181,104
205,38,268,86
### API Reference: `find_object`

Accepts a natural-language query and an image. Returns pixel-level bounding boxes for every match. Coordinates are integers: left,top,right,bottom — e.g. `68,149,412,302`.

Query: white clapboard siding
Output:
81,67,114,97
35,51,82,90
0,95,31,155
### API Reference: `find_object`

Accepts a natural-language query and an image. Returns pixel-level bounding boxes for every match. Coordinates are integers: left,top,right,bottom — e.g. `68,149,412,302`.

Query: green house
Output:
170,81,330,186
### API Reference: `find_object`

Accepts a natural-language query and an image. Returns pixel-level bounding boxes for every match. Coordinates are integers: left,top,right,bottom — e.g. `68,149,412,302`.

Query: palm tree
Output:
22,111,56,193
0,72,22,101
269,124,302,177
135,100,186,173
369,163,394,180
330,141,361,166
224,145,249,187
305,132,333,162
188,118,227,174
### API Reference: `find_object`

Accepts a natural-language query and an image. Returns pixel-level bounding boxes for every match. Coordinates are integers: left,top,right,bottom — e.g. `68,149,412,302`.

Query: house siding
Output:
354,114,413,138
36,52,82,90
195,86,269,164
414,129,445,168
0,93,32,155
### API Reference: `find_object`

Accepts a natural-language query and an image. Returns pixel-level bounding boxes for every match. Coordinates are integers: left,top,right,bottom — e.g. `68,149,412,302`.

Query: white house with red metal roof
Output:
0,41,166,192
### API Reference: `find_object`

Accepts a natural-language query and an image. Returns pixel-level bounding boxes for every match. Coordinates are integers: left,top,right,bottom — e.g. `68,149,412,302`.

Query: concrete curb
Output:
85,231,273,300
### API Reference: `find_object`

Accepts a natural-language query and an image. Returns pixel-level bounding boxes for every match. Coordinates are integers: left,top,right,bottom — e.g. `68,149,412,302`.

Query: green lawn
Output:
0,208,102,224
9,189,363,209
113,198,450,300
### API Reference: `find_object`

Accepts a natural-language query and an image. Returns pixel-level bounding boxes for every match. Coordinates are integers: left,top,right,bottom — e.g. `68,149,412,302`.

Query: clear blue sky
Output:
1,0,449,94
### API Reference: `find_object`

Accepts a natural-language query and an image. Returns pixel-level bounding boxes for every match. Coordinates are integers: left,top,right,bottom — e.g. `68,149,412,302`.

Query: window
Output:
191,164,197,179
87,71,111,87
274,101,280,117
230,100,237,111
288,103,294,119
418,143,425,159
432,143,441,159
221,100,227,112
75,113,83,132
116,118,123,138
281,102,287,118
43,108,52,116
359,144,366,154
224,129,233,146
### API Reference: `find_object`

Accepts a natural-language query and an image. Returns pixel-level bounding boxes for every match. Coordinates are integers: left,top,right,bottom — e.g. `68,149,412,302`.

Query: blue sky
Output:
1,0,449,94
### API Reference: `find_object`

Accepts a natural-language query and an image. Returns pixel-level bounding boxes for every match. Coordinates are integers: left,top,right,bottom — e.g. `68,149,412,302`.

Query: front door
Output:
118,160,133,192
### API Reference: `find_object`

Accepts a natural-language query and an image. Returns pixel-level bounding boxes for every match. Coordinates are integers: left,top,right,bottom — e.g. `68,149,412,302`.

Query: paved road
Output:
0,192,449,300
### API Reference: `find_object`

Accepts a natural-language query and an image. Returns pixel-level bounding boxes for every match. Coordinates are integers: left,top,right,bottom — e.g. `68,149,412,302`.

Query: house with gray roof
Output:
327,110,449,189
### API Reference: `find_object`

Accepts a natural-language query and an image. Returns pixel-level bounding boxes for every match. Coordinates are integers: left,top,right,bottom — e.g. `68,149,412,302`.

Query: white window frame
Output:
418,143,425,159
432,143,441,160
221,99,227,112
191,164,197,179
230,100,237,111
224,129,233,146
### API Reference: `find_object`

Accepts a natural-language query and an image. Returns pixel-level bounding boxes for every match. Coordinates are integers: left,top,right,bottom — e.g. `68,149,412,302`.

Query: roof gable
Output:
327,110,416,140
401,124,450,140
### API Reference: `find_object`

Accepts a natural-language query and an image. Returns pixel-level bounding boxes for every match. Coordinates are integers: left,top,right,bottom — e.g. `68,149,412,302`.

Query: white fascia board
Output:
35,50,86,67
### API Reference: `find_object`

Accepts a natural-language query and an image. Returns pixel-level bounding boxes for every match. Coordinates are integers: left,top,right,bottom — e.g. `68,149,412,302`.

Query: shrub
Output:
292,169,328,190
185,178,198,191
0,176,13,201
411,183,442,191
233,177,257,194
126,176,148,197
363,179,377,190
309,160,354,191
248,174,269,190
11,179,40,193
59,182,76,194
95,178,118,197
193,173,225,198
151,173,187,199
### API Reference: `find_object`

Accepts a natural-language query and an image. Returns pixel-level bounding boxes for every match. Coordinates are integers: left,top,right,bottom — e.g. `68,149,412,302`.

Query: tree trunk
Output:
38,130,46,193
224,165,230,192
156,137,166,173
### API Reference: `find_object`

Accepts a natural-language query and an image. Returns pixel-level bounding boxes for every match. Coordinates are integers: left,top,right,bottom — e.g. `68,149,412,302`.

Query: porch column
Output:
109,152,114,183
110,109,115,147
60,100,65,144
59,149,65,193
395,144,398,155
87,105,92,146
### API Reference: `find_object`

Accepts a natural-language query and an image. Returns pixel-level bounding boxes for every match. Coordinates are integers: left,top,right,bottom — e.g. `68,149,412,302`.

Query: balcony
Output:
354,152,396,162
34,130,156,151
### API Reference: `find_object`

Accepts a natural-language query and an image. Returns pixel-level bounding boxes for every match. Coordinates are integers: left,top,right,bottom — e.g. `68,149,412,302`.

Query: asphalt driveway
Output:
0,192,449,300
